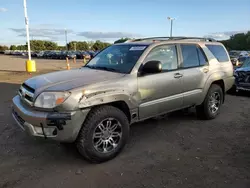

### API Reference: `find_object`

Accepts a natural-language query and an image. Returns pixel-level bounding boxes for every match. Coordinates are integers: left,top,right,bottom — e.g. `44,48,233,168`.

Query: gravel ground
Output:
0,70,250,188
0,54,83,72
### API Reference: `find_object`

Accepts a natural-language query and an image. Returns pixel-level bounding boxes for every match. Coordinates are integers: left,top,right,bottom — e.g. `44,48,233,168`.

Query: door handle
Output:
174,73,183,78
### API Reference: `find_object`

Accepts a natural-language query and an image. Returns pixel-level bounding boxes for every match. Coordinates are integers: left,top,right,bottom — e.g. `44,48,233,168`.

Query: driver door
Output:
138,44,184,120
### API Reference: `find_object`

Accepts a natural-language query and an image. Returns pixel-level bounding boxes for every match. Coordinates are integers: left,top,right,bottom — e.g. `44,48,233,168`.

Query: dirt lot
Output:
0,56,250,188
0,54,83,72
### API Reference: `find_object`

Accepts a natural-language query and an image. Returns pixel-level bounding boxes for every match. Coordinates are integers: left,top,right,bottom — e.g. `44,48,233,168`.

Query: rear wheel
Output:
76,106,129,163
196,84,223,120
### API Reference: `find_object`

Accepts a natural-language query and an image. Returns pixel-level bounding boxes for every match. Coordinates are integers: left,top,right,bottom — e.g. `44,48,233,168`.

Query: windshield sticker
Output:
129,46,147,51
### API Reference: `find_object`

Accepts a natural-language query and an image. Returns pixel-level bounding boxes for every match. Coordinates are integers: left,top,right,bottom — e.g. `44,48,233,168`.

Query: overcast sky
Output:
0,0,249,45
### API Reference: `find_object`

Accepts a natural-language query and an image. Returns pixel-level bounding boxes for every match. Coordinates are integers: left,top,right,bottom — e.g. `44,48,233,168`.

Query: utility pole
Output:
23,0,36,73
23,0,31,60
167,17,175,37
74,42,76,51
65,28,68,51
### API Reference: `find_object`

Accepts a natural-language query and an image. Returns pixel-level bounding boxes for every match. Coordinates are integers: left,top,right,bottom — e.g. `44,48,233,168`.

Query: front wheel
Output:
196,84,223,120
76,106,129,163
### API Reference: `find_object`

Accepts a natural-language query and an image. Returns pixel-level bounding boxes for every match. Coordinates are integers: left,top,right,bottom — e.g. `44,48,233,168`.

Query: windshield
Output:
84,44,148,73
241,57,250,68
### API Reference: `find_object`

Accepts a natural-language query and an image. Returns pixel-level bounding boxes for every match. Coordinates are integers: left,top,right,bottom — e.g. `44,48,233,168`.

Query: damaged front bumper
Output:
236,84,250,91
235,71,250,92
11,95,90,142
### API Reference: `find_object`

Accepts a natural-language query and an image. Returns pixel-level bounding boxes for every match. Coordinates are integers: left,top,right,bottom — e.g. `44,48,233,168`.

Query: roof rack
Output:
125,36,217,43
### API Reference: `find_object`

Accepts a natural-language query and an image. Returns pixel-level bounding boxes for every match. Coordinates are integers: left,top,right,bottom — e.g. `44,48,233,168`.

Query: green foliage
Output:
30,40,45,51
10,45,17,50
114,38,131,44
221,31,250,51
0,45,9,51
15,45,27,50
68,41,89,51
57,46,66,51
92,40,111,51
44,41,58,50
9,40,112,51
30,40,58,51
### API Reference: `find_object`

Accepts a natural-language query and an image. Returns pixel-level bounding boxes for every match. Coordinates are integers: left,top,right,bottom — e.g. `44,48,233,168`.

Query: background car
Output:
233,56,250,92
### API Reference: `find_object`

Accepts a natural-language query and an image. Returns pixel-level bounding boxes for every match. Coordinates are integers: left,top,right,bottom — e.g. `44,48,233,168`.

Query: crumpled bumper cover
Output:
235,71,250,91
11,95,90,142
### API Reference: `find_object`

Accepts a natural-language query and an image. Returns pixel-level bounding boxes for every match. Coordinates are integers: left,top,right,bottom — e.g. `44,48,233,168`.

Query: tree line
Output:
1,32,249,52
0,40,112,52
221,31,250,51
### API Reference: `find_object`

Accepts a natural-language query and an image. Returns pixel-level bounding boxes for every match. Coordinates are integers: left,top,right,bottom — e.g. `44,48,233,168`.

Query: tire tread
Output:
76,105,129,163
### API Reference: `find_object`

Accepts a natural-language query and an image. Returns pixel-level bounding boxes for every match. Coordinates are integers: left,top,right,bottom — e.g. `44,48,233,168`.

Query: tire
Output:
196,84,223,120
76,105,129,163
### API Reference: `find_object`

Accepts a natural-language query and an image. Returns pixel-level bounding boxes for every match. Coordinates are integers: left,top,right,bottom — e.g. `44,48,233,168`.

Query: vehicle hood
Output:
24,68,125,93
235,67,250,72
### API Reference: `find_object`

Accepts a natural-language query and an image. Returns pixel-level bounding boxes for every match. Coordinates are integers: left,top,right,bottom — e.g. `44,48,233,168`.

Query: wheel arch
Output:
81,99,135,124
202,72,226,104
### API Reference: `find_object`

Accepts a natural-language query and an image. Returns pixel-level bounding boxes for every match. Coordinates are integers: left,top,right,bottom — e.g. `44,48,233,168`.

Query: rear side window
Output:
197,48,207,66
205,44,229,62
181,44,204,68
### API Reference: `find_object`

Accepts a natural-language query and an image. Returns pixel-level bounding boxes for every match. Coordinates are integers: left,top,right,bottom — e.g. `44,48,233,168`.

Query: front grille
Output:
22,83,35,93
19,83,35,105
236,71,250,83
12,110,25,126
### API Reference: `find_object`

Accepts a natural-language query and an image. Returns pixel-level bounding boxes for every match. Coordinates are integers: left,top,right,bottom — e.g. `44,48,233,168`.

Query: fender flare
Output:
199,71,225,104
78,91,137,110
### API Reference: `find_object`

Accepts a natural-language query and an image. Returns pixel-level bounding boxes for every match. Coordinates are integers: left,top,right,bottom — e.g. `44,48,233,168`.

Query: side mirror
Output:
140,60,162,75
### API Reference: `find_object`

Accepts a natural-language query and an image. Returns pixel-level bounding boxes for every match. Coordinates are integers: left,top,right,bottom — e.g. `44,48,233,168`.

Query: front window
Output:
84,44,148,73
144,44,178,71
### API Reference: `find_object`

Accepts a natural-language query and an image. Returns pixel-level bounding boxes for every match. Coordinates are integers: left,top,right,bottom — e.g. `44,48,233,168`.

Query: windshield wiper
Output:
85,65,122,73
94,66,118,72
84,65,95,69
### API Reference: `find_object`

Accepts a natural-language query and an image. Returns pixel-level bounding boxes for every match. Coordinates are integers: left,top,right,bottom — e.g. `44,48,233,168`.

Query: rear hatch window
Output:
206,44,229,62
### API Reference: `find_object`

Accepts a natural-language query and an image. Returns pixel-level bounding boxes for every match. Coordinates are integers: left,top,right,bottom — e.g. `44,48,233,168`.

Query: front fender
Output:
78,89,137,109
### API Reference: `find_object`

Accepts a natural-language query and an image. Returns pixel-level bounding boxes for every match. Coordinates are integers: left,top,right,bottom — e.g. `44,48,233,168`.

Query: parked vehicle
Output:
12,37,234,163
36,51,44,58
66,51,77,59
234,56,250,92
239,51,249,57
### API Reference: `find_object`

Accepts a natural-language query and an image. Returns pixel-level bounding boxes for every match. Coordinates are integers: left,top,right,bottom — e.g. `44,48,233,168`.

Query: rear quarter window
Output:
205,44,229,62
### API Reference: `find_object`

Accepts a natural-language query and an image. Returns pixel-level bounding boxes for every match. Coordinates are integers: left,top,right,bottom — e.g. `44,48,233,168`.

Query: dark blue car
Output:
234,57,250,92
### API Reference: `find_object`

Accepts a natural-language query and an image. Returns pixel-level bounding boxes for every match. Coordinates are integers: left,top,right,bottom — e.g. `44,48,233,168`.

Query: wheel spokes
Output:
93,118,122,154
98,123,106,131
109,123,118,132
209,92,221,114
111,131,121,137
93,132,102,138
94,139,103,148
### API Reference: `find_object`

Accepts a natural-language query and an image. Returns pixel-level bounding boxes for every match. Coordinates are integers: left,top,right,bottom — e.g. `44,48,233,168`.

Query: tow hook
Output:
40,123,47,139
46,113,71,131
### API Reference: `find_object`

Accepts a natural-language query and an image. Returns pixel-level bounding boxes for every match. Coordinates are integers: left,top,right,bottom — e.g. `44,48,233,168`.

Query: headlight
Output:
34,92,70,108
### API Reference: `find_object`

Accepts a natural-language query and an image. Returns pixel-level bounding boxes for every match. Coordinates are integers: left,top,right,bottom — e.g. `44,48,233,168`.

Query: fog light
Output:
33,126,56,136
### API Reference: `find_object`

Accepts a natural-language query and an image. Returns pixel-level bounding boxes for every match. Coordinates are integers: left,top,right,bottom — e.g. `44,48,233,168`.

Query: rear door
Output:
179,44,210,107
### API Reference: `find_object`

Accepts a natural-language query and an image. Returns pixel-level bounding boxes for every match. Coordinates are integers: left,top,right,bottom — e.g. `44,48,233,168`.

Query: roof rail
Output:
125,36,217,43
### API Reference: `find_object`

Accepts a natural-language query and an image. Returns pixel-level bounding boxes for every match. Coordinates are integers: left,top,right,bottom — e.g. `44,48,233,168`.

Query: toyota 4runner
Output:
12,37,234,163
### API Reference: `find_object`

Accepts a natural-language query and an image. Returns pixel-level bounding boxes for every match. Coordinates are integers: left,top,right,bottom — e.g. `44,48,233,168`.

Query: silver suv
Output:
12,37,234,163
